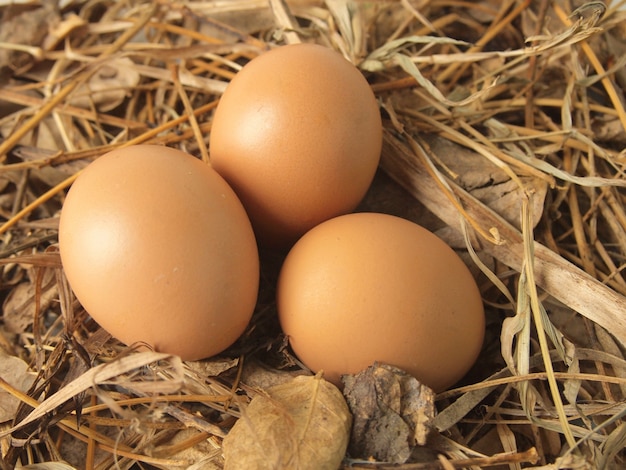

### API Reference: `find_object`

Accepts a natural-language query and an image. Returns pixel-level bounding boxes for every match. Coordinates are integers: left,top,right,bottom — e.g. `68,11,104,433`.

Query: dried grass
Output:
1,0,625,468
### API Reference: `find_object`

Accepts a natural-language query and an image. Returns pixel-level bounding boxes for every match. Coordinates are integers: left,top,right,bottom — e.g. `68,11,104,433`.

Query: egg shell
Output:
209,43,382,248
58,145,259,361
276,212,485,392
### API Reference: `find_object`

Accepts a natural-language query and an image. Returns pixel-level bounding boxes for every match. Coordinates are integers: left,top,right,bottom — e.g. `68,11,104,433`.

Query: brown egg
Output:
209,43,382,248
276,212,485,392
58,145,259,361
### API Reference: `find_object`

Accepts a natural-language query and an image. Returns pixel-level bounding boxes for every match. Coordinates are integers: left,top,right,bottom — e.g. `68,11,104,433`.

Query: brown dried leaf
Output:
186,356,239,379
424,135,547,230
0,115,64,152
222,374,351,470
69,58,141,112
2,268,56,334
0,351,36,423
342,363,436,464
240,358,309,390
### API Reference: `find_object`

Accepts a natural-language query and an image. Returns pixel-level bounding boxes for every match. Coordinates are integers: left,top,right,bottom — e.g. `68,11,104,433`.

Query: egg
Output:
58,145,259,361
209,43,382,248
276,212,485,392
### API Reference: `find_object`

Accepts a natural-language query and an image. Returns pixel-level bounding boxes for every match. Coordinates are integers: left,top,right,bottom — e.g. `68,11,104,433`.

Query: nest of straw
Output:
1,0,625,468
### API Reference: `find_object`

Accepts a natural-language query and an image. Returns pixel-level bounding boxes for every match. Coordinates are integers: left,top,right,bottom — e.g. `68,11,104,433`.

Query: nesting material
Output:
1,1,625,469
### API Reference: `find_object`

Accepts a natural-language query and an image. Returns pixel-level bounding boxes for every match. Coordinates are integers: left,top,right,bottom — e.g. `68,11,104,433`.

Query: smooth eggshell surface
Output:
209,43,382,248
276,212,485,392
59,145,259,360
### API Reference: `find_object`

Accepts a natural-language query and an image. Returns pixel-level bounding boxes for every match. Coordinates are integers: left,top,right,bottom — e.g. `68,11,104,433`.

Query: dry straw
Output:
0,0,625,468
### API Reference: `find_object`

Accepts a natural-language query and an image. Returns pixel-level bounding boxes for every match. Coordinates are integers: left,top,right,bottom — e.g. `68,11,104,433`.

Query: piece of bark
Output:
342,363,436,464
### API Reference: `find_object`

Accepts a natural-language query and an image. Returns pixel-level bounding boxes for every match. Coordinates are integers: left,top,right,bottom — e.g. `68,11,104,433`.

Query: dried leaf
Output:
69,58,141,112
223,374,351,470
0,351,36,423
342,363,436,464
0,115,65,152
2,268,56,334
186,356,239,378
241,358,309,390
424,135,547,230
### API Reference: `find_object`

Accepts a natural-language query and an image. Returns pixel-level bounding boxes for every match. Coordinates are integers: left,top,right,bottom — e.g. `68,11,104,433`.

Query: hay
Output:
1,0,625,468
